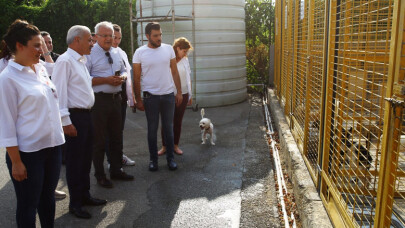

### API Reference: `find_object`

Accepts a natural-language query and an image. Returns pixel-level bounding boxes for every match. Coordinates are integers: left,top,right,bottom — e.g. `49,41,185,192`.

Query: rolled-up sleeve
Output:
41,61,54,76
52,59,71,126
0,77,18,147
120,58,128,77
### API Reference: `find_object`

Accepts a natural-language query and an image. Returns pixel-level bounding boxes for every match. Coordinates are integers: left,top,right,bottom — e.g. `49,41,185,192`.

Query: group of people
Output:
0,19,193,227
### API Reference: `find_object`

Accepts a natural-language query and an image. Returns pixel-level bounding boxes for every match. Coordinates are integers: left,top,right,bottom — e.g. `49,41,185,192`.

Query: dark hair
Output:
113,24,121,33
40,31,50,37
145,22,160,36
3,19,40,54
0,40,11,60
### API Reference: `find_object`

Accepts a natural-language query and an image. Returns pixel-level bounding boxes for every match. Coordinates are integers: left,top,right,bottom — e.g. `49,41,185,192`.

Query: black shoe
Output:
69,207,91,219
83,196,107,206
97,177,113,188
110,171,134,181
149,161,158,172
167,160,177,171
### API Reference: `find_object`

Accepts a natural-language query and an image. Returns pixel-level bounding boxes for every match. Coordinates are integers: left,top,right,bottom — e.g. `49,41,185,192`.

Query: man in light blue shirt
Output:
86,21,134,188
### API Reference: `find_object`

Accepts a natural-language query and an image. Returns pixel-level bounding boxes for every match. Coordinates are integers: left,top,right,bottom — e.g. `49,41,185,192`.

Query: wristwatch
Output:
43,52,51,56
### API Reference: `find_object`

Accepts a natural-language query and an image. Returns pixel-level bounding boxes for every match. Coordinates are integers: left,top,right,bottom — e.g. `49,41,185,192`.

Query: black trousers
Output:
105,99,128,164
65,111,93,209
92,93,123,179
6,147,61,228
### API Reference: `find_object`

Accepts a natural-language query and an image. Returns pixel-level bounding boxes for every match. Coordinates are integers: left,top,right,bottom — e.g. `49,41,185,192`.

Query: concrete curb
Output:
267,89,333,228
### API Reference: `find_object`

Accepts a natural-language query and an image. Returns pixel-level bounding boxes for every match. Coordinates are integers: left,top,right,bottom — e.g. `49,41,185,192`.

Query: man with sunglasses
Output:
86,21,134,188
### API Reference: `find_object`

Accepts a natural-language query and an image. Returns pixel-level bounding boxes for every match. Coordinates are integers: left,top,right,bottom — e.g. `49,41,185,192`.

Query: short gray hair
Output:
66,25,91,45
94,21,114,34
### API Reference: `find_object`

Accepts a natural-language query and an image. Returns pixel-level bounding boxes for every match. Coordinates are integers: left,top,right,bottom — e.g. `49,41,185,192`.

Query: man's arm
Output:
170,58,183,106
126,70,135,107
91,76,122,86
40,36,54,64
86,54,122,86
52,59,77,137
120,50,135,107
133,63,144,111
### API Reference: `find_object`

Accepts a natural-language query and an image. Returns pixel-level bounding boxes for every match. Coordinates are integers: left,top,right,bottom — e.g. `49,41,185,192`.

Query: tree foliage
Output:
0,0,137,57
245,0,274,86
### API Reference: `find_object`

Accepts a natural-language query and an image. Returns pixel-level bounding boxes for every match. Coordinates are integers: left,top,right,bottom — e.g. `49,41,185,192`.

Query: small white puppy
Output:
199,108,215,145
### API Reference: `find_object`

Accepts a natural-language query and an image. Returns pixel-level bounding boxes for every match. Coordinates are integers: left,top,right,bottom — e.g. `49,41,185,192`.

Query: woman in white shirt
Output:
0,34,67,201
158,37,193,156
0,19,65,228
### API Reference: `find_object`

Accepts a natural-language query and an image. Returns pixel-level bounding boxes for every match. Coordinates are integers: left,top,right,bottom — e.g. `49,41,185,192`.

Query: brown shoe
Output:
97,177,113,188
174,145,183,155
158,147,166,156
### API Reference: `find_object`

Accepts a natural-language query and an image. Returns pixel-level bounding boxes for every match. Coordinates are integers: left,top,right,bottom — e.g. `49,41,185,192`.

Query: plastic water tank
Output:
136,0,247,107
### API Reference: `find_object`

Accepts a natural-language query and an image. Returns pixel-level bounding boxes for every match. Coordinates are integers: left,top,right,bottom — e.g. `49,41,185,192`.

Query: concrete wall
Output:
267,89,332,228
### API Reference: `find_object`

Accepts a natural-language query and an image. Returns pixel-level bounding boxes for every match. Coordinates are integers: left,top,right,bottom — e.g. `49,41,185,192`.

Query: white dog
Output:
199,108,215,145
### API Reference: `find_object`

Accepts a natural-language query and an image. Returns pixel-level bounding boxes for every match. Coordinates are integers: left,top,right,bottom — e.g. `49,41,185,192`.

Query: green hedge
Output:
0,0,137,58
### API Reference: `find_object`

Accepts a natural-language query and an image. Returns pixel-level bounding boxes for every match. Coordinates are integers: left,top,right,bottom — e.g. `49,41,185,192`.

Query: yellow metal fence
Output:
274,0,405,227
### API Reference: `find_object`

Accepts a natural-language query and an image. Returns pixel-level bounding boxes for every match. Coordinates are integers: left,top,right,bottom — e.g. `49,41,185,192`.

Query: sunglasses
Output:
105,52,113,64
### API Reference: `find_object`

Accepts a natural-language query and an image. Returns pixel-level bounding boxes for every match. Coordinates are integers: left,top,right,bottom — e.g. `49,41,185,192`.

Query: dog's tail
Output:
201,108,205,118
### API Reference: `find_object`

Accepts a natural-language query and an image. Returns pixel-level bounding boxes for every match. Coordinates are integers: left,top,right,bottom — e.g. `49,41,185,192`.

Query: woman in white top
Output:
0,35,67,200
158,37,193,155
0,19,65,228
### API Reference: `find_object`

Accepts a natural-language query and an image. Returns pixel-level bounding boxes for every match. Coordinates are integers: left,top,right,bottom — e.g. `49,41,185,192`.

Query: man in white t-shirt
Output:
133,22,183,171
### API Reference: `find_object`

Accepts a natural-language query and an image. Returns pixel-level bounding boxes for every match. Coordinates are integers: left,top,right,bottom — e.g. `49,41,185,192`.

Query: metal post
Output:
375,1,405,226
172,0,175,42
192,0,197,109
140,0,144,46
129,0,134,55
317,0,331,194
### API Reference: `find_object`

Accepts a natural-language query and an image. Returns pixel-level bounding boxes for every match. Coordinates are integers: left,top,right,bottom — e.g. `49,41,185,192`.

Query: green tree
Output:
245,0,274,86
15,0,45,6
0,0,137,58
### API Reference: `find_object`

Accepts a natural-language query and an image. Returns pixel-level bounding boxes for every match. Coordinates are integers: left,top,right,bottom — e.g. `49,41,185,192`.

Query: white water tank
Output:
136,0,247,107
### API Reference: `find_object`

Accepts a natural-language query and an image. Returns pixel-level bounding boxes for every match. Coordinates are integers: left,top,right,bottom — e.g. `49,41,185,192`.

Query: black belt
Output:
94,92,121,99
69,108,91,113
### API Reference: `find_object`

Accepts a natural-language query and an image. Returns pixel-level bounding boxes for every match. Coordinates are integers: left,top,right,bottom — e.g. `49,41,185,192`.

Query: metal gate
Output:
274,0,405,227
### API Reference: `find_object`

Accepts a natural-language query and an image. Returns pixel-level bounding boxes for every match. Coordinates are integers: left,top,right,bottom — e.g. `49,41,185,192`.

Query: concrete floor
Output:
0,96,279,228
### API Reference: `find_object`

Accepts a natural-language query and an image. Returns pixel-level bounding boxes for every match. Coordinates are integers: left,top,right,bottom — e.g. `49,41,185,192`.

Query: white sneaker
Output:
122,154,135,166
55,190,67,199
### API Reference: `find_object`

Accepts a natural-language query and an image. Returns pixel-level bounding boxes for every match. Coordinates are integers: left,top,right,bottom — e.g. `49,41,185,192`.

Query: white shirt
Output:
41,60,54,76
133,43,176,95
52,48,95,126
117,47,135,106
86,43,127,93
0,58,8,73
0,57,54,76
177,57,192,100
0,60,65,152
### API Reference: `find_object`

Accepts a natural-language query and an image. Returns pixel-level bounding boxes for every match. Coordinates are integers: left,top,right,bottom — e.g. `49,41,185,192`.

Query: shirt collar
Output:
8,59,37,72
94,43,111,53
67,48,87,64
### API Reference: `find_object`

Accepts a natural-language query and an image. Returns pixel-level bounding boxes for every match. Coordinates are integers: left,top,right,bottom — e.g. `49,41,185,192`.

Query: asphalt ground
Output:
0,95,279,228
